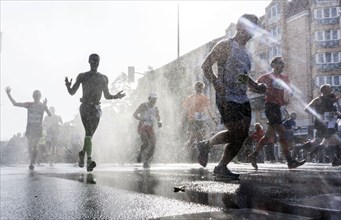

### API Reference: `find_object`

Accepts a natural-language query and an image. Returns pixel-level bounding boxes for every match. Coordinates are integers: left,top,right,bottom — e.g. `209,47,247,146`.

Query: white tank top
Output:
140,103,157,126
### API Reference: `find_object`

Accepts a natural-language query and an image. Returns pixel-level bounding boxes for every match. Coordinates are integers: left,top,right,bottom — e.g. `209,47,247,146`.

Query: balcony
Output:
316,40,340,48
316,63,341,71
315,17,340,25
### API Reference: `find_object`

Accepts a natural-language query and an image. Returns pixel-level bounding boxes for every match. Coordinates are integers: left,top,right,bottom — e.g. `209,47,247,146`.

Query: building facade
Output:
137,0,341,135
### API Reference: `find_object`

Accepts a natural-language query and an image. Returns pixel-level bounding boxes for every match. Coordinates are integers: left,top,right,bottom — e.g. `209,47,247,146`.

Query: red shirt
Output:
251,129,264,142
257,72,291,106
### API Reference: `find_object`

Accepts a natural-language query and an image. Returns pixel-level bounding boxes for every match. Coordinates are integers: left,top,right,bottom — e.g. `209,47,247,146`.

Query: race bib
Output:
324,112,337,128
143,119,153,127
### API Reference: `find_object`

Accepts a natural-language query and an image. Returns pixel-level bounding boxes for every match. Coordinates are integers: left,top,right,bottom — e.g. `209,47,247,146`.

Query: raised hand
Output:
114,90,126,99
43,98,48,106
5,86,11,94
65,77,72,88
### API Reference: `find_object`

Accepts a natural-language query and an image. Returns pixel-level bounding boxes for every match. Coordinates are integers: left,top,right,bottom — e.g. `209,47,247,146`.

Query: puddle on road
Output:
40,165,341,219
42,167,241,210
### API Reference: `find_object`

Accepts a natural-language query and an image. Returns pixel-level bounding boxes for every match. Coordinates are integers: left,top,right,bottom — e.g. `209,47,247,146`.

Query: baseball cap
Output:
149,92,157,99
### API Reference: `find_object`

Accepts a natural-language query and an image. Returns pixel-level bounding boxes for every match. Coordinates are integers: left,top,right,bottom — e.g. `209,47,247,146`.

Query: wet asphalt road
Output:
1,162,340,219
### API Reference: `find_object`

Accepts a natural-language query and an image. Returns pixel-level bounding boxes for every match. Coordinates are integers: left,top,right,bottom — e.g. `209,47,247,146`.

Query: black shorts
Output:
315,121,337,139
265,103,282,126
26,125,43,139
80,103,102,119
216,100,251,124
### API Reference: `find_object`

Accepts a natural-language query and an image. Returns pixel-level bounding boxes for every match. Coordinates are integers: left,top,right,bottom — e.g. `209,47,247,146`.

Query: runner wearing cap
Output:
133,93,162,168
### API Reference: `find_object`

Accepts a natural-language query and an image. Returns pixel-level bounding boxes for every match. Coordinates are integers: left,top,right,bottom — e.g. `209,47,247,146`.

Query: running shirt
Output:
314,94,338,129
43,114,62,135
216,39,252,104
139,103,159,127
182,94,211,121
24,102,48,137
257,72,290,106
250,128,265,142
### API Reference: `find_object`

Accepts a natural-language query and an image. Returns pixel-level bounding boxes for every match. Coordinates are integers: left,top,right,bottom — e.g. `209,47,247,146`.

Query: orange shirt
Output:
182,94,211,121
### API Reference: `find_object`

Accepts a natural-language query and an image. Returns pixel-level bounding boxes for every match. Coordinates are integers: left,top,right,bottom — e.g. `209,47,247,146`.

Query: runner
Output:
181,81,217,161
5,87,51,170
133,93,162,168
198,14,267,179
247,57,306,170
303,84,341,166
65,53,125,172
43,106,63,166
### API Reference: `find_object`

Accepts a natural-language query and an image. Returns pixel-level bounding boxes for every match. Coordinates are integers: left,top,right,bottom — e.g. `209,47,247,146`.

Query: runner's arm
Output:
133,104,144,121
5,87,27,108
304,98,318,115
102,75,126,99
65,74,81,95
156,107,162,127
201,41,228,92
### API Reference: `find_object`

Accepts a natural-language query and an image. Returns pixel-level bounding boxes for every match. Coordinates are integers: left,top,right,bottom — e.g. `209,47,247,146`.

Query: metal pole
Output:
177,2,180,58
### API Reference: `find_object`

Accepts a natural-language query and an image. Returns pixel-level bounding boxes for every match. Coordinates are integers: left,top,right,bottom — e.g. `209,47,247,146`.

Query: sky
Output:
0,0,271,141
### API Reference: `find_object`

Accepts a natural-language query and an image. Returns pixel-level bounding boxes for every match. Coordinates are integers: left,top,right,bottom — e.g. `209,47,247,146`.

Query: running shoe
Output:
87,159,96,172
213,165,239,179
143,161,150,169
197,140,210,167
78,151,85,168
288,159,306,169
332,158,341,167
29,164,34,170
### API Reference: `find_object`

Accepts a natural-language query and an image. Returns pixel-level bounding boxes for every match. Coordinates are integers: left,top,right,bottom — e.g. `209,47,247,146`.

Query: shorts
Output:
26,125,43,139
216,100,251,124
315,121,337,139
138,124,155,138
265,103,282,126
80,103,102,118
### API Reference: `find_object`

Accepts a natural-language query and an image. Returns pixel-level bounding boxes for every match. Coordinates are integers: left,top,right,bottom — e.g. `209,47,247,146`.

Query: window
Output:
269,46,281,59
316,0,338,3
315,29,340,41
270,26,280,38
314,7,341,19
315,75,341,87
315,52,341,64
268,4,280,19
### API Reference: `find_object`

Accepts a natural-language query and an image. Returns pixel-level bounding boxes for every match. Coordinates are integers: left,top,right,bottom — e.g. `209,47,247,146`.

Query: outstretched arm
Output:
43,98,52,117
305,98,318,114
102,75,126,100
65,74,81,95
5,87,26,108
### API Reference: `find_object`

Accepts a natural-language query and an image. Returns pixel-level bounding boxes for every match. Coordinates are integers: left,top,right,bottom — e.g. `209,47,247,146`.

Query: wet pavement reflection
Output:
40,163,341,219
